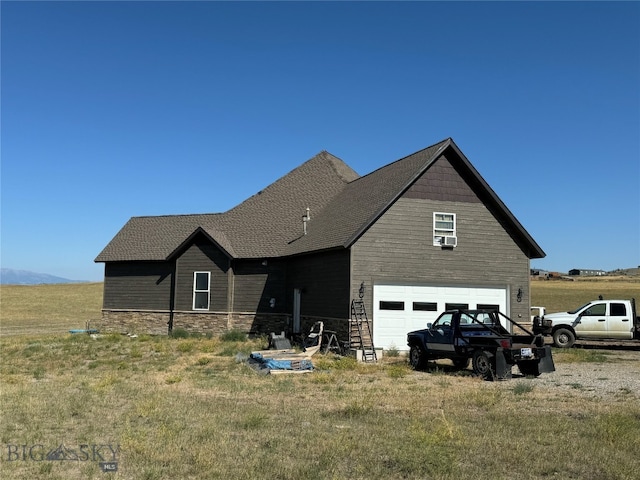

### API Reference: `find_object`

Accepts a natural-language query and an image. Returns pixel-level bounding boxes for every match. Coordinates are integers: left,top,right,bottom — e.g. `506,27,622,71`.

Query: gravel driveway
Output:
513,349,640,398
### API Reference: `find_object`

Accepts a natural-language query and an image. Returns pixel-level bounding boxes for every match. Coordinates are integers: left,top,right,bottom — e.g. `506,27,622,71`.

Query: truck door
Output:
575,302,607,338
607,302,634,339
426,313,455,352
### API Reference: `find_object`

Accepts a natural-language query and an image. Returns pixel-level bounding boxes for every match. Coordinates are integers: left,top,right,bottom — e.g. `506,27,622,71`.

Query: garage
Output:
372,284,508,351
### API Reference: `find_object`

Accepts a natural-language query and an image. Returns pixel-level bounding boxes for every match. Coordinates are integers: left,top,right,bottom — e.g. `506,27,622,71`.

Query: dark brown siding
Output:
103,262,174,310
404,154,482,203
174,235,230,311
287,249,351,319
232,259,287,313
352,195,531,320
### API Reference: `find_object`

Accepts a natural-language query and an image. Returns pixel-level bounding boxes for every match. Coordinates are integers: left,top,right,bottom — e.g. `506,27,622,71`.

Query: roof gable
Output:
443,141,545,258
94,214,233,262
283,138,544,259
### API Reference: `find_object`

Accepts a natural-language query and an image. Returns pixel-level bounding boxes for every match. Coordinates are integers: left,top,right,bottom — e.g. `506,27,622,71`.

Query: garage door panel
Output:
373,285,507,350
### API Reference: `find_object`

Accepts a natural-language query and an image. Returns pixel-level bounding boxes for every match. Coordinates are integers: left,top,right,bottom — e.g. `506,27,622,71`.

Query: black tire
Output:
472,350,495,379
553,328,575,348
409,345,427,370
517,360,540,377
452,357,470,370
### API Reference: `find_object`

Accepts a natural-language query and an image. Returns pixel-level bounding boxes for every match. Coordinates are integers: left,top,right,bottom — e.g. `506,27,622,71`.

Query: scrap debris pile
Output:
248,322,323,375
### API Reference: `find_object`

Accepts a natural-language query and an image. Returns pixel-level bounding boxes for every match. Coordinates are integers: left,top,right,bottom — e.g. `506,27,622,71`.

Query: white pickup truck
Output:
532,299,639,348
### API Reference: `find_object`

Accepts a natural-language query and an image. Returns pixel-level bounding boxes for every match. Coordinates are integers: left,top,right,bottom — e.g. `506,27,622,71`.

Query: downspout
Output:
228,258,234,330
169,261,177,334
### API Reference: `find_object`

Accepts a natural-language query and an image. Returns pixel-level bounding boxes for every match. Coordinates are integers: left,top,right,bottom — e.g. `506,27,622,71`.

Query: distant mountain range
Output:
0,268,85,285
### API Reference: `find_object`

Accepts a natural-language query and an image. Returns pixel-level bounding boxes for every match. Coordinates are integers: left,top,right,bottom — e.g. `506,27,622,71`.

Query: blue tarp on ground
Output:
249,353,313,371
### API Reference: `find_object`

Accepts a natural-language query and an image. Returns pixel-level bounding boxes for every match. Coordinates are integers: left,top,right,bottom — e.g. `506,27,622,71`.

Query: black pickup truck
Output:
407,309,555,380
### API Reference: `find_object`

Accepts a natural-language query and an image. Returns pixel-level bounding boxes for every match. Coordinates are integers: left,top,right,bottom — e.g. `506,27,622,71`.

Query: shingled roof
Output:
95,151,359,262
95,138,545,263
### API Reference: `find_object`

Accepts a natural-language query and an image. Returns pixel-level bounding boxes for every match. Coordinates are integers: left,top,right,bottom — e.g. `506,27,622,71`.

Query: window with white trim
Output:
193,272,211,310
433,212,457,247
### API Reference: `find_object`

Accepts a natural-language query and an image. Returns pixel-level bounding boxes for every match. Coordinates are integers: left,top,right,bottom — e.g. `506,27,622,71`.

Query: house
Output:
568,269,606,276
530,268,550,279
95,138,545,350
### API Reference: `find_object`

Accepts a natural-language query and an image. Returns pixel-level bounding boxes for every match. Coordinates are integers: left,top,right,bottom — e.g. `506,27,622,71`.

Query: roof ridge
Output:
318,150,360,183
225,150,357,215
128,212,222,220
348,138,450,184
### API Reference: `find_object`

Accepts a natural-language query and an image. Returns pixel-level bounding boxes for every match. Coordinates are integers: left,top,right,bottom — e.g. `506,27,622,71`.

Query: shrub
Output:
130,345,143,358
512,382,535,395
177,341,195,353
170,328,190,339
165,376,182,384
220,329,246,342
386,364,409,379
385,344,400,357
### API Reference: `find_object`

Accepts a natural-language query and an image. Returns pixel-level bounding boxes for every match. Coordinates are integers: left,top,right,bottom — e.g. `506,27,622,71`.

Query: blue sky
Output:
2,1,639,282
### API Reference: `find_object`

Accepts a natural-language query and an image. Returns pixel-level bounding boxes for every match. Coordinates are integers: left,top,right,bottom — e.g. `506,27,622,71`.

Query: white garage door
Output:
373,284,508,351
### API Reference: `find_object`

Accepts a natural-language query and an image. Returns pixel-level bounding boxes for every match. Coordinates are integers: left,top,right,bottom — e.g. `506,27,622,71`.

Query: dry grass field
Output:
0,283,103,336
1,279,639,479
530,276,640,313
1,278,638,337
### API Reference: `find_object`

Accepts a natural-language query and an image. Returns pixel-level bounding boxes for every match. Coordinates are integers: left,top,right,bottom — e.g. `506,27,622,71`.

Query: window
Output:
413,302,438,311
459,312,476,324
433,212,456,246
472,312,497,325
433,313,453,327
446,303,468,311
193,272,210,310
583,303,606,316
477,304,500,312
611,303,627,316
379,301,405,311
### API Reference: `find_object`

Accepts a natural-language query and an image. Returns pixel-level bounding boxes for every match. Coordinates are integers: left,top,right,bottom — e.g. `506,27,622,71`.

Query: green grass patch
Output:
219,329,247,342
554,348,612,363
385,363,410,379
512,382,535,395
169,327,190,339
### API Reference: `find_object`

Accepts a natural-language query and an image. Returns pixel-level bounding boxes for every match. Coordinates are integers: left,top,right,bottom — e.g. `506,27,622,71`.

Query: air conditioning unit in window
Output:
441,235,457,247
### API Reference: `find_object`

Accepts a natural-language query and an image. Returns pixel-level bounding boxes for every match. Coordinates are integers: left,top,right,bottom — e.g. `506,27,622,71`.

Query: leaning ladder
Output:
350,299,377,363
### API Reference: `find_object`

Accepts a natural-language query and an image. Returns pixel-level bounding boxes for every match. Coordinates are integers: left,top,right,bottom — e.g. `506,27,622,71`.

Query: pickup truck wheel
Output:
409,345,427,370
472,350,494,379
553,328,575,348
